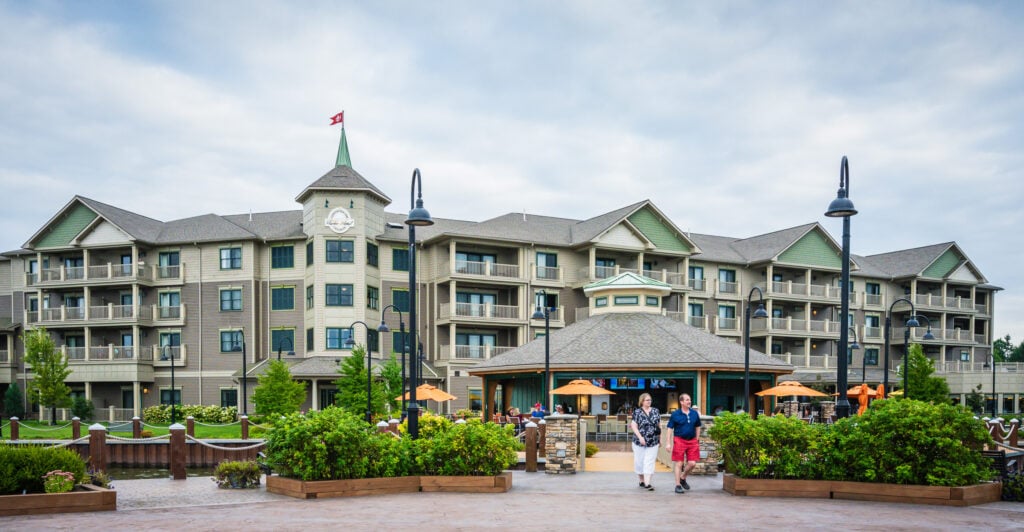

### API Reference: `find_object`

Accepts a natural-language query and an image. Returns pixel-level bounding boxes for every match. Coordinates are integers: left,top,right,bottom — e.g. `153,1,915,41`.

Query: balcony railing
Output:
758,281,842,301
716,280,740,296
529,306,564,323
751,318,840,336
439,344,516,361
34,262,158,285
893,327,976,343
28,304,179,325
716,316,739,333
863,326,882,340
439,302,521,321
864,293,883,307
687,315,707,329
535,265,561,281
913,293,976,312
688,278,708,295
62,344,152,362
0,350,9,364
453,260,520,279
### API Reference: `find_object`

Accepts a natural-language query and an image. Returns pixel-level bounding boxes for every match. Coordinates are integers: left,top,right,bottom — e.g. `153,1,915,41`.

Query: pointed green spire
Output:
335,127,352,168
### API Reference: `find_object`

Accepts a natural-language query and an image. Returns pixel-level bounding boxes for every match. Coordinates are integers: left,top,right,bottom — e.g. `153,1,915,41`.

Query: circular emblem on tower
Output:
324,207,355,234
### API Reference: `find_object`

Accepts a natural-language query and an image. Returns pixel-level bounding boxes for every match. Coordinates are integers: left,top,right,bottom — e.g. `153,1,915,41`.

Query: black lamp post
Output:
276,336,294,362
405,168,434,439
743,287,768,417
532,290,552,411
230,332,247,416
824,156,858,419
985,354,997,417
160,345,177,423
379,305,406,418
844,326,862,383
903,314,935,397
883,298,918,398
346,320,388,423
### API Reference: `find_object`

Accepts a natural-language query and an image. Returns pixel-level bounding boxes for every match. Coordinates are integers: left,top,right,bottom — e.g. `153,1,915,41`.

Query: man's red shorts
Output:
671,436,700,463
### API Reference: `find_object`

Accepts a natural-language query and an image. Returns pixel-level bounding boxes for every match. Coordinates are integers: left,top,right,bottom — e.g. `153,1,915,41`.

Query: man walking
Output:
665,393,701,493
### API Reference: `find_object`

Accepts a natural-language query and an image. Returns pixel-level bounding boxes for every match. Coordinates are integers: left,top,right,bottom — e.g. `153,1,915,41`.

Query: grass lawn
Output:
7,420,259,440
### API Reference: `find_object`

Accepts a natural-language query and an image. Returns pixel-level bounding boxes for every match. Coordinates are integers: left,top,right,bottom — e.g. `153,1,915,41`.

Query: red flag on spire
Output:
329,111,344,126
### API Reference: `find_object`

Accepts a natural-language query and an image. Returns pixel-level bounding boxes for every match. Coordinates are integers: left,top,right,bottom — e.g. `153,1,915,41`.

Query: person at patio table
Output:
530,403,546,418
665,393,701,493
630,393,661,491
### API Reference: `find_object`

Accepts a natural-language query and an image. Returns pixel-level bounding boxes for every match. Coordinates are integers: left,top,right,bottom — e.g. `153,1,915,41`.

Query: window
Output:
688,303,704,316
534,291,557,311
595,296,608,307
772,308,784,319
719,269,736,282
865,315,880,328
161,388,181,407
960,350,970,362
220,330,243,352
306,241,314,266
220,247,242,269
271,286,294,310
159,332,181,349
220,389,238,408
306,285,314,309
220,289,242,311
326,327,352,350
646,296,659,306
688,265,705,289
536,252,558,279
392,331,409,354
326,240,354,263
392,289,410,312
367,329,379,353
865,282,881,295
326,284,354,306
271,245,294,268
614,295,639,305
468,387,482,411
595,257,616,268
158,251,179,278
771,343,783,354
367,242,379,267
272,329,295,354
306,328,314,352
367,286,379,310
718,305,736,319
864,348,879,366
392,247,409,271
456,333,496,359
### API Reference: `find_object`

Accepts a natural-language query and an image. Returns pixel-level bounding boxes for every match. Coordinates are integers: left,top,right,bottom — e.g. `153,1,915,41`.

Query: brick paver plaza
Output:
4,462,1023,531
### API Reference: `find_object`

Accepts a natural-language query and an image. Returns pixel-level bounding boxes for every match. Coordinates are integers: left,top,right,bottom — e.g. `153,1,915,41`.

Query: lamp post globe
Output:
824,156,857,419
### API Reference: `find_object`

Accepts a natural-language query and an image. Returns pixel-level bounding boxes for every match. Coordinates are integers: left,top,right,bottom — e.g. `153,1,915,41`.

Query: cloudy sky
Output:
2,1,1022,341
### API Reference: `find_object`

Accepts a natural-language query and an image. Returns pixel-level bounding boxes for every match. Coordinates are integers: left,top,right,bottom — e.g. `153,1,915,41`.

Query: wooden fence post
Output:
133,416,142,438
525,422,538,473
539,419,547,451
388,418,400,435
10,417,18,440
72,417,81,440
187,416,195,437
241,415,249,440
169,423,186,480
89,423,107,473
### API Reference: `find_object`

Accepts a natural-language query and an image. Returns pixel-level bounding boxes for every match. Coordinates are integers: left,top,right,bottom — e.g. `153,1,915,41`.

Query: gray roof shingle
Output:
294,165,391,205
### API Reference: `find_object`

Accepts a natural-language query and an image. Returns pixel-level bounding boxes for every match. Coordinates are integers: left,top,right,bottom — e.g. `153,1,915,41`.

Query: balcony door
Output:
456,333,496,359
456,292,496,317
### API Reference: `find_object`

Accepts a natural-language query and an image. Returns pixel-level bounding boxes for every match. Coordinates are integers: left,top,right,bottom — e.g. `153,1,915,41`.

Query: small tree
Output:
3,383,25,419
898,343,950,404
23,328,72,424
70,396,94,421
334,345,386,419
379,353,403,414
965,384,985,414
252,360,307,418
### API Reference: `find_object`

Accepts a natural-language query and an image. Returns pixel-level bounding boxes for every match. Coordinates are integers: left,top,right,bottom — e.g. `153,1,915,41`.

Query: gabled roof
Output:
294,165,391,205
730,223,828,264
570,201,647,244
157,214,258,244
584,271,671,294
469,312,792,374
860,242,956,278
24,196,165,248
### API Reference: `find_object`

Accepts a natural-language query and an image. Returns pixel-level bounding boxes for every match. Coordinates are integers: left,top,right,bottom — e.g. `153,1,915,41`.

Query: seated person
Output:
530,402,546,418
555,404,565,414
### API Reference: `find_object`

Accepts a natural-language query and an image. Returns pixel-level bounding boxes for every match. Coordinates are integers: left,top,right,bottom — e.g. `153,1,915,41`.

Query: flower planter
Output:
0,484,116,516
723,474,1001,507
266,472,512,499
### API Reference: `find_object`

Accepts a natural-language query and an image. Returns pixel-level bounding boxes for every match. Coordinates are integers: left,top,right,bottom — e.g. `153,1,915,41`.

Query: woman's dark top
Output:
632,407,661,447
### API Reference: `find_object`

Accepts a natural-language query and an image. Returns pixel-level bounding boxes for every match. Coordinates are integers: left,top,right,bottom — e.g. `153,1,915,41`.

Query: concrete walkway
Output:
5,470,1024,531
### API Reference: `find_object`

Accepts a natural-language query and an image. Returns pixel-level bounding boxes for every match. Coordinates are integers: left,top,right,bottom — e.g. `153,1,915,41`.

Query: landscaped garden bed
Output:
262,407,518,500
0,483,116,516
710,400,1002,506
0,444,116,516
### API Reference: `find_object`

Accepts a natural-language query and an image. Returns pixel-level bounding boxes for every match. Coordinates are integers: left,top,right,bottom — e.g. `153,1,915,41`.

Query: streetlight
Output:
531,290,553,411
160,345,177,423
405,168,434,439
903,314,935,397
844,326,863,383
824,156,858,419
275,336,294,362
743,287,768,417
883,298,918,398
230,331,248,416
379,305,406,418
346,320,386,423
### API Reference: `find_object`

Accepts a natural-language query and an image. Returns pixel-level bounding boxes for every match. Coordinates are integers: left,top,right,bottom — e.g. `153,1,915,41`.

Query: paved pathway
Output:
5,467,1024,531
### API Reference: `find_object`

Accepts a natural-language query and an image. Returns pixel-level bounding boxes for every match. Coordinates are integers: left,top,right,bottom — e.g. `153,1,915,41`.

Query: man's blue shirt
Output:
667,408,701,439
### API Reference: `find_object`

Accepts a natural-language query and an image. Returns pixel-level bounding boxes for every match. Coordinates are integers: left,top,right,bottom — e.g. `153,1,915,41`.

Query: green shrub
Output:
709,400,994,486
265,406,517,480
212,459,262,489
71,396,94,421
143,404,238,424
1003,471,1024,501
0,445,87,494
585,443,599,457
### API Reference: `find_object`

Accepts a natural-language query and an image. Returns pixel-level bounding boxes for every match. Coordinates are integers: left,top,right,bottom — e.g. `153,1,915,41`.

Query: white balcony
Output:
439,302,522,322
452,259,520,280
439,344,515,361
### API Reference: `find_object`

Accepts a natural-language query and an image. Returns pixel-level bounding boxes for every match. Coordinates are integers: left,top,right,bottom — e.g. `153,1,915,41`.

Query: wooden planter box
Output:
0,484,116,516
267,472,512,499
723,474,1000,507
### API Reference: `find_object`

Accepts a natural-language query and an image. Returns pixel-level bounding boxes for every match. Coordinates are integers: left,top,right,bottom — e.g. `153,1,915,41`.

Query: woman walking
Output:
630,393,661,491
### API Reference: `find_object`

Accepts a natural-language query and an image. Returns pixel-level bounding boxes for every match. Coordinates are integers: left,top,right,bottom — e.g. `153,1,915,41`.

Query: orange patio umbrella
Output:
845,384,878,397
755,380,828,398
550,379,617,396
396,383,457,402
